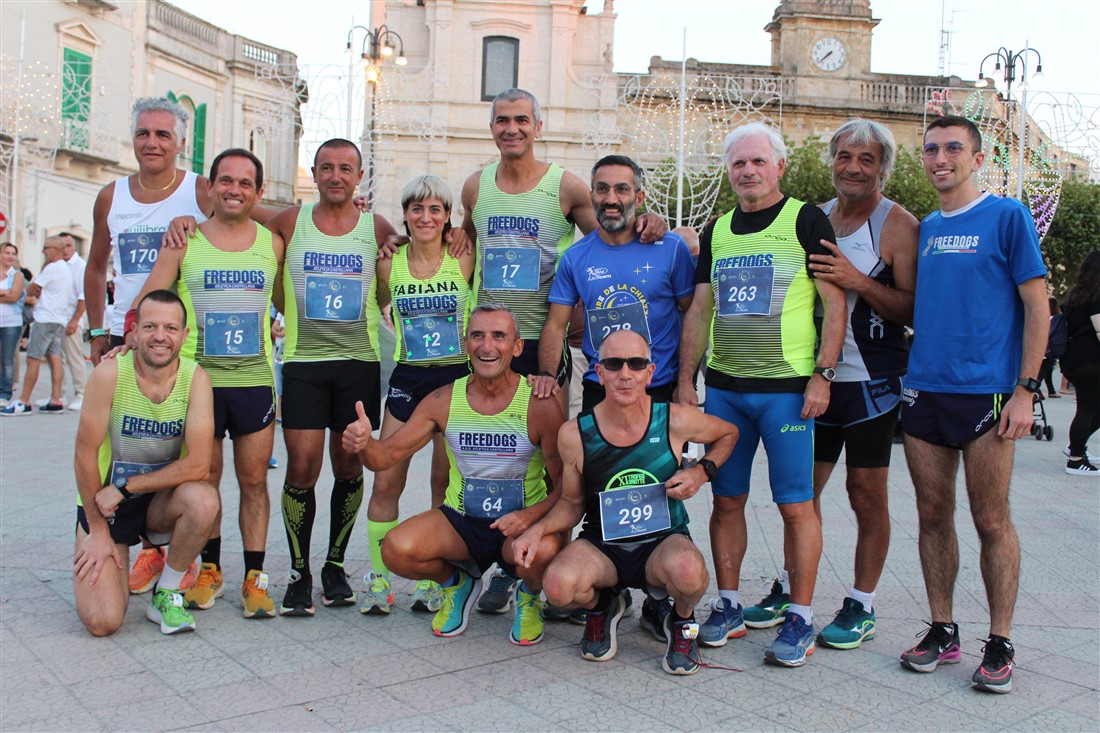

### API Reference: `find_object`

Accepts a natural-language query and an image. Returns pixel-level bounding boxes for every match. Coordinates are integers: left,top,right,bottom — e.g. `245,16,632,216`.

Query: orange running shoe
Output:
183,563,224,610
129,547,165,594
241,570,276,619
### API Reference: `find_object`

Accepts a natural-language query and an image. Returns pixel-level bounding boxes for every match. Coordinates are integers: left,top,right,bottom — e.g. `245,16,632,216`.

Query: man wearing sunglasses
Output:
898,116,1047,694
533,155,695,412
676,122,846,668
513,329,738,675
802,119,919,651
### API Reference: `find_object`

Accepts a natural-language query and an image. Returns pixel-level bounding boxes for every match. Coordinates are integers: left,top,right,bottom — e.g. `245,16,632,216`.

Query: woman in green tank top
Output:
365,176,475,607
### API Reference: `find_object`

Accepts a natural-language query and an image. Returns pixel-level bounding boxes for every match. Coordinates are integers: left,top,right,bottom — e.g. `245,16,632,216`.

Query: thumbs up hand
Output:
342,400,373,456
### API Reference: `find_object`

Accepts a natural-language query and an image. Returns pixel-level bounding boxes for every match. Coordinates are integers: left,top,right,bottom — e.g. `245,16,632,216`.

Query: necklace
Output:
407,246,444,281
137,170,177,193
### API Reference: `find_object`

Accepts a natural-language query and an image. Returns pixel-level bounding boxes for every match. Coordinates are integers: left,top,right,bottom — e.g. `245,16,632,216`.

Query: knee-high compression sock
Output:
327,475,365,566
282,483,316,574
367,519,399,577
200,537,221,570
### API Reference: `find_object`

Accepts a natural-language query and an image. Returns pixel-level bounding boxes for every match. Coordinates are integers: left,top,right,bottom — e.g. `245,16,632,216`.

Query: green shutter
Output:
193,103,207,175
166,91,178,103
61,48,92,122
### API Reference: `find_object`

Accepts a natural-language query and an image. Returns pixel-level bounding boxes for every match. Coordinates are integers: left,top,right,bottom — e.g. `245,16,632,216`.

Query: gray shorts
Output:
27,322,65,360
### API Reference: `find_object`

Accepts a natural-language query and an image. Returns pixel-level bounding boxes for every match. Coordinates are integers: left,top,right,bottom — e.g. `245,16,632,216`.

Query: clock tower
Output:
766,0,879,79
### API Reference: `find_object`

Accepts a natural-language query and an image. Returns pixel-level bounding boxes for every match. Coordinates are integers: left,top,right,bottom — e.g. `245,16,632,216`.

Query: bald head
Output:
42,236,65,262
599,329,651,360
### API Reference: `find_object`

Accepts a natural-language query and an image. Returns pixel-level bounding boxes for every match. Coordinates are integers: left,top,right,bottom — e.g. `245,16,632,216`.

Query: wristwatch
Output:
1015,376,1041,393
698,458,719,481
112,475,133,502
813,366,836,381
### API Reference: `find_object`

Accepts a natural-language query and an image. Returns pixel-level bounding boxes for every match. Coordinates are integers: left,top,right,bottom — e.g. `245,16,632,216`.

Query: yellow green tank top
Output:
443,376,547,518
83,352,196,502
471,162,575,339
176,225,278,387
281,205,381,362
390,246,470,366
707,197,817,379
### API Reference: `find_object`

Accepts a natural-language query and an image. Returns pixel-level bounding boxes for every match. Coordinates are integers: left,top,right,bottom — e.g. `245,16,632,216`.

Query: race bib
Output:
463,477,524,519
305,275,363,322
599,482,672,542
716,265,774,316
483,247,539,291
117,231,163,275
110,460,171,482
204,311,260,357
401,314,461,362
587,302,651,352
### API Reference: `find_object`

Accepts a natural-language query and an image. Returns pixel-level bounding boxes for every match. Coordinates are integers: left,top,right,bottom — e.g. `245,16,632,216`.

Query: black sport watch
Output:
698,458,719,481
112,475,133,502
813,366,836,381
1015,376,1041,393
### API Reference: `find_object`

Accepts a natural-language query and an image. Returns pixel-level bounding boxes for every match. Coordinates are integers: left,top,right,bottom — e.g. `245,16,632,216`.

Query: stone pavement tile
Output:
357,649,454,688
125,638,257,695
2,595,88,639
0,662,77,729
1,709,106,733
197,701,335,731
581,663,682,706
369,712,461,732
168,678,285,722
299,628,399,667
33,641,139,685
409,695,534,733
451,653,564,697
86,691,213,731
809,675,925,722
1025,651,1100,690
0,566,52,600
691,668,806,713
847,699,999,732
407,635,556,675
381,672,496,714
265,664,370,703
640,685,754,732
1004,706,1099,733
750,693,876,732
293,687,414,731
496,680,610,724
557,700,688,732
1054,689,1100,719
217,635,333,678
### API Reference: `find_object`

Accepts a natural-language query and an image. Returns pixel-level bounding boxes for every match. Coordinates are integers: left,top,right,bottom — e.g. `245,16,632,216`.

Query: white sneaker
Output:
68,396,83,411
1064,445,1094,462
0,399,8,408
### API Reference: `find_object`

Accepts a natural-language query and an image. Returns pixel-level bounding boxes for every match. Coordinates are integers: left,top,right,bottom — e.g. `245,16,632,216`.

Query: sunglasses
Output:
922,142,971,159
598,357,651,372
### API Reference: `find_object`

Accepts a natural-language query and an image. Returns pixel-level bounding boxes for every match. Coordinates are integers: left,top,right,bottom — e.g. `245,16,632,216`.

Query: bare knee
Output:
971,503,1014,542
667,552,708,597
178,482,220,522
78,606,124,637
542,561,583,607
712,495,746,520
379,526,418,574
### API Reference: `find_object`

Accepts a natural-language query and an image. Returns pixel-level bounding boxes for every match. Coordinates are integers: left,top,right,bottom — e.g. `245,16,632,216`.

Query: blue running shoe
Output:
698,597,746,647
764,611,816,667
640,595,673,642
432,569,481,637
817,597,876,650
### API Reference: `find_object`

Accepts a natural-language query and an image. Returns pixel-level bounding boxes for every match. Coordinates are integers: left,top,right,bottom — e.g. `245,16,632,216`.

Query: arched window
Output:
481,36,518,102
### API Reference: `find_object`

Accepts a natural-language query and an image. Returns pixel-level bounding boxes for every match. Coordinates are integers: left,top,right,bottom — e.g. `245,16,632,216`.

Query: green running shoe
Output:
743,579,791,629
510,585,546,646
817,597,876,649
147,587,196,635
360,572,394,615
432,569,481,637
411,579,444,612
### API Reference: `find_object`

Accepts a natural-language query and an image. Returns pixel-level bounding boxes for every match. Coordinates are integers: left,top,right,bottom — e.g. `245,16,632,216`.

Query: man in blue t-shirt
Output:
532,155,695,411
899,116,1047,695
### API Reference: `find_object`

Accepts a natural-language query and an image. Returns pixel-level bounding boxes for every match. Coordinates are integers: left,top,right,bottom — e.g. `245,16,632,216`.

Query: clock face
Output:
812,37,847,72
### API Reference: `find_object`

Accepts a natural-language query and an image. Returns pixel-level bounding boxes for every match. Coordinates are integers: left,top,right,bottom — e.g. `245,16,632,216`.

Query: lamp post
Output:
346,25,407,209
976,44,1043,200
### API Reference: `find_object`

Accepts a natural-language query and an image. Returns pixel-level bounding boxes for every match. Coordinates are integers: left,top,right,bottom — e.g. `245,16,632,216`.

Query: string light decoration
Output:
585,72,783,231
923,86,1098,242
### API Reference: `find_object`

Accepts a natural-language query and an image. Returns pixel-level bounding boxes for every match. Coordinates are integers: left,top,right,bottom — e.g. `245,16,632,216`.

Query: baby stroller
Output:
1031,392,1054,441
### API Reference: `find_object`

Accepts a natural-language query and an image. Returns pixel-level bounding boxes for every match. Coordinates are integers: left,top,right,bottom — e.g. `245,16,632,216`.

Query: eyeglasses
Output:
593,183,635,196
922,142,972,159
597,356,651,372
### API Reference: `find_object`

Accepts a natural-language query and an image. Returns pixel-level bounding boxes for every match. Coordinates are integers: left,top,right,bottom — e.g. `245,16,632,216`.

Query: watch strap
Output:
698,458,719,481
1015,377,1041,393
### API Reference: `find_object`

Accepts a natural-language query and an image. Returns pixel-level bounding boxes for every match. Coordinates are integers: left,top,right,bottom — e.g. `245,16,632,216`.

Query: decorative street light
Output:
975,44,1043,200
346,24,408,208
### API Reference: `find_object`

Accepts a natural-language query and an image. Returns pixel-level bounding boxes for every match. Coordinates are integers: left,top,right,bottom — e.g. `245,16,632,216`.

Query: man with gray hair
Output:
85,96,211,596
676,121,846,667
803,118,919,650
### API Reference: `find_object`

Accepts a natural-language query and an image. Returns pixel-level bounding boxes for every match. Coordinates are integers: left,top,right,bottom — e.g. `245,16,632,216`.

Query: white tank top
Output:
106,171,207,335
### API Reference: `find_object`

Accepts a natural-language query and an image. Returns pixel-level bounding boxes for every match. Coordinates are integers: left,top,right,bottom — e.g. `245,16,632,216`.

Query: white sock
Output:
779,569,791,594
158,564,187,592
719,589,740,608
788,603,812,624
849,586,875,613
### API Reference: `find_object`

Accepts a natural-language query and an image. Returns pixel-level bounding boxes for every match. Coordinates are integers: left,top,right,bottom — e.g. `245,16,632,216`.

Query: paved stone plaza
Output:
1,359,1097,732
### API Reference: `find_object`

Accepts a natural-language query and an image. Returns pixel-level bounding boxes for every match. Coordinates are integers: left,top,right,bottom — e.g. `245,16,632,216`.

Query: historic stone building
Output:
0,0,302,269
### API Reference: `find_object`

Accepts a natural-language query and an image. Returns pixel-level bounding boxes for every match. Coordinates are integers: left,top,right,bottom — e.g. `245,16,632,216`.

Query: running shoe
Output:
321,563,355,606
432,569,481,637
698,597,747,647
360,572,395,615
67,396,83,411
580,590,626,662
411,579,444,612
571,590,634,625
972,637,1016,694
544,604,574,621
268,456,278,469
129,547,165,594
38,401,65,414
744,579,791,628
662,613,701,675
146,587,196,635
180,560,199,591
899,621,961,672
241,570,276,619
640,595,673,642
764,611,816,667
817,597,877,650
0,400,32,416
183,563,224,610
1066,458,1099,475
476,567,517,614
509,585,546,646
280,569,315,617
1063,445,1094,462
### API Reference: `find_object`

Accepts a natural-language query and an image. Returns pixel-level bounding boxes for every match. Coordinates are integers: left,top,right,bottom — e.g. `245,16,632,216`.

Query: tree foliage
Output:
1042,180,1100,297
883,147,941,222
